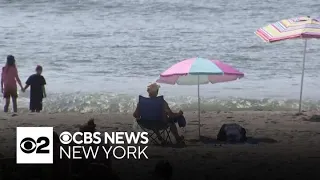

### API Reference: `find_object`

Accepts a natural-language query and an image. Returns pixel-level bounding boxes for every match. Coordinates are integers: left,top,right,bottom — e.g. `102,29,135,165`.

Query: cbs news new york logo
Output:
16,127,53,164
16,127,149,164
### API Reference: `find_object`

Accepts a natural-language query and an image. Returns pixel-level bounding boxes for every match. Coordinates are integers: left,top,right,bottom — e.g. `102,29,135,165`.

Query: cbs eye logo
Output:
20,137,50,154
59,132,72,144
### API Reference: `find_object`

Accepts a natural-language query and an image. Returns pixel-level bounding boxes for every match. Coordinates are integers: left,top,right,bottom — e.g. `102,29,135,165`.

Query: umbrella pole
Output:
299,39,308,113
197,75,201,138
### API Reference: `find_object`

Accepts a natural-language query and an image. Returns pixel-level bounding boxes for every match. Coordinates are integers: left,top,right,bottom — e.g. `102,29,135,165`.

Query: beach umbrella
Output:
255,16,320,113
156,57,244,137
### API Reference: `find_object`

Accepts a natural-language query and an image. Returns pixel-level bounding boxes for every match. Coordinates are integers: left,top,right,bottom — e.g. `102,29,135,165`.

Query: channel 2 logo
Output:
16,127,53,164
20,137,50,154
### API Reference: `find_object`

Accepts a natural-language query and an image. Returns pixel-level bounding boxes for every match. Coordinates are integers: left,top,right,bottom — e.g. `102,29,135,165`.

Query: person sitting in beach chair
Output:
133,83,185,145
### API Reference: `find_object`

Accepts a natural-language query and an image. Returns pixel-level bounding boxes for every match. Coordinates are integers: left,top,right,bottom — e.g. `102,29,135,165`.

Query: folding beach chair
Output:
136,95,172,145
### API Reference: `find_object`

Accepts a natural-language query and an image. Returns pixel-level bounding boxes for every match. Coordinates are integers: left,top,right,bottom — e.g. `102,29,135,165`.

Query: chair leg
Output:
137,124,173,145
165,130,172,144
138,126,159,145
148,132,159,144
159,130,165,137
158,129,172,144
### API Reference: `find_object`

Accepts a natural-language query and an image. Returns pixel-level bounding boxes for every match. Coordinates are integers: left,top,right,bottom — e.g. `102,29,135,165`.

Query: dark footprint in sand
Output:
11,114,18,117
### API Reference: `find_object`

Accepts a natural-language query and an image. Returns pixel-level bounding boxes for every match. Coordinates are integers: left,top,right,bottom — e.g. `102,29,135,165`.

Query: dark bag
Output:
217,124,247,142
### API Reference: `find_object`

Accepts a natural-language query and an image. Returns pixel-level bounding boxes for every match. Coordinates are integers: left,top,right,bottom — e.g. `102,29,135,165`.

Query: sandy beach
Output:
1,111,320,179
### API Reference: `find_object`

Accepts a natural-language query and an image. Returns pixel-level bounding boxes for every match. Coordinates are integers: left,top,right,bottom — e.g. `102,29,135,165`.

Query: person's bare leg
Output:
168,123,182,142
4,97,10,112
12,97,17,113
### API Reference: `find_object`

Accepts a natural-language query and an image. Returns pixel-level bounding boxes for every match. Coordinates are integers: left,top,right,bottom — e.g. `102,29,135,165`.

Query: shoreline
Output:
3,92,320,113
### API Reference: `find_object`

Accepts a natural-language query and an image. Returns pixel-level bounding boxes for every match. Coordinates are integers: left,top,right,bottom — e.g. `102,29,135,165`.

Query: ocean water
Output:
0,0,319,113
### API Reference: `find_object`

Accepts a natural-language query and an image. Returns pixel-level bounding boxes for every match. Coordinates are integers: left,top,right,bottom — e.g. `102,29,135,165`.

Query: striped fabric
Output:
156,58,244,85
255,16,320,42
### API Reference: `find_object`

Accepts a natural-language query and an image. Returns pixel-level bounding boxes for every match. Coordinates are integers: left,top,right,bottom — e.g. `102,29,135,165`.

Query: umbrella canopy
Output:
156,57,244,138
255,16,320,113
255,16,320,42
157,57,244,85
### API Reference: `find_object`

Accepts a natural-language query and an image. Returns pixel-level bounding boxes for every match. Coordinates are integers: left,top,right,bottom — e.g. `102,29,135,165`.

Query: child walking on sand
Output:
23,65,46,112
1,55,24,113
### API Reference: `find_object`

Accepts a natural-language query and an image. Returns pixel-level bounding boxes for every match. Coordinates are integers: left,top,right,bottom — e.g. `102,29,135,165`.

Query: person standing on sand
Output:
1,55,24,113
23,65,47,112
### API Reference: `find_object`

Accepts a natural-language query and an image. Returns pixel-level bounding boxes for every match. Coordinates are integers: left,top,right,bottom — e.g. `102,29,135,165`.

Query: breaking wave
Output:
5,92,320,113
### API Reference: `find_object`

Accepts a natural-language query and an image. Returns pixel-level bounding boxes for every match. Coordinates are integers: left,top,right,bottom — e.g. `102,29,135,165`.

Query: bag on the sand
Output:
217,123,247,142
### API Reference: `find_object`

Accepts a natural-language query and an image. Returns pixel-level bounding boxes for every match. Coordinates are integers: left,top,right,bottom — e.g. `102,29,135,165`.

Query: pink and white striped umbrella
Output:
156,58,244,138
156,58,244,85
255,16,320,112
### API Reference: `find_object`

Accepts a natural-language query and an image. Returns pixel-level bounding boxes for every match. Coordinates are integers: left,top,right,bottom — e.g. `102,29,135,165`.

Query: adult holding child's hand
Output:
1,55,23,113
